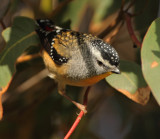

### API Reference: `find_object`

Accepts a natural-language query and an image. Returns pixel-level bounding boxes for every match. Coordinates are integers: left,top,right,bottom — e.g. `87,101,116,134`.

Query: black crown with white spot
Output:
91,40,119,66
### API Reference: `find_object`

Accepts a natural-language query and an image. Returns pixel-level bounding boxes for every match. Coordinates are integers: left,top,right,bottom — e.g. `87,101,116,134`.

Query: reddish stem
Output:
125,12,142,48
64,111,84,139
64,86,91,139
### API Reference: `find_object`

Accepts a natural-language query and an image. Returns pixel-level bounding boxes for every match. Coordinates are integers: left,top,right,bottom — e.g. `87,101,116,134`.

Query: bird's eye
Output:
97,60,104,67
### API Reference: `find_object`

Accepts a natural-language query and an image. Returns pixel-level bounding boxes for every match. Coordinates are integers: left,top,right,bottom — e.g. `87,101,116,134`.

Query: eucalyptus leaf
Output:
0,17,39,88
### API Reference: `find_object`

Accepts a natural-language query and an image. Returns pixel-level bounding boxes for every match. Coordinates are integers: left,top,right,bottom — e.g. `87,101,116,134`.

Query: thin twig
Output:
64,86,91,139
97,9,124,39
105,21,124,43
125,12,142,48
124,0,136,12
14,69,48,93
120,0,125,11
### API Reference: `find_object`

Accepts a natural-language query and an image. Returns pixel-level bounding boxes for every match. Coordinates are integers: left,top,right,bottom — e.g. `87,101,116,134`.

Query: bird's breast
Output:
66,72,112,86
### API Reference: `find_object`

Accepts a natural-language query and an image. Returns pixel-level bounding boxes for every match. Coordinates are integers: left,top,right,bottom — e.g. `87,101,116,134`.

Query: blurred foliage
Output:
91,0,122,23
53,0,88,28
0,0,160,139
134,0,159,36
40,0,53,14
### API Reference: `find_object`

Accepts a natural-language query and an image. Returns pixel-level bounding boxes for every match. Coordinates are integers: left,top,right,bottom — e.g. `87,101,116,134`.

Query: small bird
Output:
36,19,120,113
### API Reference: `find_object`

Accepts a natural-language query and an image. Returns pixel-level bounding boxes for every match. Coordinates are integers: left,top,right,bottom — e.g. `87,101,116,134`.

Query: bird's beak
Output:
111,68,120,74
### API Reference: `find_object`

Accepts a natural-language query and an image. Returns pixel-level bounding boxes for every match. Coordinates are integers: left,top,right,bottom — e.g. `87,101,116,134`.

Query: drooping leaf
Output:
106,60,150,105
141,18,160,105
0,16,39,88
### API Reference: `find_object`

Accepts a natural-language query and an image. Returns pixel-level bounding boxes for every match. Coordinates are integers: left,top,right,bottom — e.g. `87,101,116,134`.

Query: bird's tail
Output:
36,19,55,31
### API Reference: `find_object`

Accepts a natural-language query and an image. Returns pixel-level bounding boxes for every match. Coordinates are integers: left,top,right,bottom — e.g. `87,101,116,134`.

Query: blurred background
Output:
0,0,160,138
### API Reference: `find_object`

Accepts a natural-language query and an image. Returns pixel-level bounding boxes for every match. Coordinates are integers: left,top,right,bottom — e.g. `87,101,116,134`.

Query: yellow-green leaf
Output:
105,60,150,105
106,60,147,93
0,16,39,88
141,18,160,105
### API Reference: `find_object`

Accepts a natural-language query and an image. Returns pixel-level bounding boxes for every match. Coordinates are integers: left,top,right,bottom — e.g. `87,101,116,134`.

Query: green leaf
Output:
141,18,160,105
106,60,147,94
0,16,39,88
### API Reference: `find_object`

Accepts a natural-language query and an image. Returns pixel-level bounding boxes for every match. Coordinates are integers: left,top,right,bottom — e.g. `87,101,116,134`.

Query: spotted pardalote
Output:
36,19,120,113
